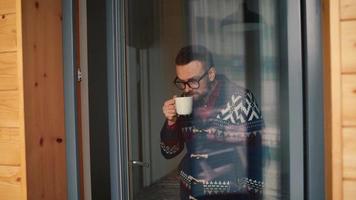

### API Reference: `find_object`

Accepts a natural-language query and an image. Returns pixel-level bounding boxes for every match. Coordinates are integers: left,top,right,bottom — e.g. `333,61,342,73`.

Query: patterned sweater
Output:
160,75,264,199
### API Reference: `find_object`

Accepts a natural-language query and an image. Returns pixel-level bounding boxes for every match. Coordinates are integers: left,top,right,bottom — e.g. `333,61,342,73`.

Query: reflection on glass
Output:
126,0,281,199
161,45,264,199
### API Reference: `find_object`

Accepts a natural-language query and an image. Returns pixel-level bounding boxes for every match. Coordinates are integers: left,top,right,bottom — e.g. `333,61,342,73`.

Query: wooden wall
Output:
324,0,356,199
21,0,67,199
341,0,356,197
0,0,27,199
0,0,67,199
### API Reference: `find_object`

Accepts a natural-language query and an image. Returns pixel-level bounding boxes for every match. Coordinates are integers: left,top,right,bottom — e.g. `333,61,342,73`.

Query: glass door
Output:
107,0,304,199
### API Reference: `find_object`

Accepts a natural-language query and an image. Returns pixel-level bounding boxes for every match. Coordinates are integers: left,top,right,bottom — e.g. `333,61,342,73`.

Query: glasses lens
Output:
175,82,186,90
188,80,199,89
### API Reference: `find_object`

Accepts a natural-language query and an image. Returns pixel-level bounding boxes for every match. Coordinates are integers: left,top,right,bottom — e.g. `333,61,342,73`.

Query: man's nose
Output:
184,84,192,93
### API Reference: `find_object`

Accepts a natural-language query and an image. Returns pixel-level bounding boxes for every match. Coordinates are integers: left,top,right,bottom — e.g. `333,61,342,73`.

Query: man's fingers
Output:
166,110,176,115
165,95,177,105
167,105,175,110
164,99,175,106
164,108,176,115
162,95,178,121
162,104,176,119
163,105,175,112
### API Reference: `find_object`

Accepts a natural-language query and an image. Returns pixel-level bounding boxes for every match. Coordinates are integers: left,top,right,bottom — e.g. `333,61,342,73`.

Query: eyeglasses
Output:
173,67,211,90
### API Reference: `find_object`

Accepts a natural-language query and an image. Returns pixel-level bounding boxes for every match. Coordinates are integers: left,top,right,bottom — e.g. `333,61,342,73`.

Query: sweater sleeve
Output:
160,120,184,159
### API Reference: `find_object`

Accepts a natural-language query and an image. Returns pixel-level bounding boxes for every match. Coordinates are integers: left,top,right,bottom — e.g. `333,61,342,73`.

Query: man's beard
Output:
193,81,216,106
191,91,209,107
185,82,214,105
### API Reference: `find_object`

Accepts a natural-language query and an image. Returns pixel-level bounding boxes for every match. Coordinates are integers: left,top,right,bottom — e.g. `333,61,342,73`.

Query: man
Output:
160,45,264,200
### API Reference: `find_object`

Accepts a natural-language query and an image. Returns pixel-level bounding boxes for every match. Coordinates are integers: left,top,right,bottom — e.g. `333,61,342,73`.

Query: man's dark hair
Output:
175,45,214,69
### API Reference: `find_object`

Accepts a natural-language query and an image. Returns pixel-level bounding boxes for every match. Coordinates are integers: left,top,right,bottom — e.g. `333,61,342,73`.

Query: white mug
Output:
175,96,193,115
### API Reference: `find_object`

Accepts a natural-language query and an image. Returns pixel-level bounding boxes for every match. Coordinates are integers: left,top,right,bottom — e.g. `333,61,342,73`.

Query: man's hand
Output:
162,96,177,126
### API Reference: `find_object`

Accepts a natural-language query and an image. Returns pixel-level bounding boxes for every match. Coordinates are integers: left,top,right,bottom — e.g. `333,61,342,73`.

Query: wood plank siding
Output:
341,21,356,73
343,128,356,179
0,0,16,15
342,75,356,126
0,53,18,91
3,0,356,199
341,0,356,20
22,0,67,199
0,13,17,53
344,180,356,199
0,165,22,200
325,0,356,199
1,0,66,199
0,0,26,199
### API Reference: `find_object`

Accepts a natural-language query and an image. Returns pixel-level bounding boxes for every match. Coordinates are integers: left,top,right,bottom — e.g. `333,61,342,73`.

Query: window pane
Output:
126,0,286,199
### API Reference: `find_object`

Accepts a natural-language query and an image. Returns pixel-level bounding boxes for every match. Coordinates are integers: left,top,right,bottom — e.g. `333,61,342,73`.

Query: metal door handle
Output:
130,160,150,168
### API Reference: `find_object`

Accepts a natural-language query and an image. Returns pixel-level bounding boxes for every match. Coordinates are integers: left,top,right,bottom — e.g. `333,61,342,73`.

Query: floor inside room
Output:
135,171,180,200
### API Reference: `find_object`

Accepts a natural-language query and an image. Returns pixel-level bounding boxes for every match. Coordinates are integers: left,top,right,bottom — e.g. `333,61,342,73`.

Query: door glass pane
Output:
126,0,285,199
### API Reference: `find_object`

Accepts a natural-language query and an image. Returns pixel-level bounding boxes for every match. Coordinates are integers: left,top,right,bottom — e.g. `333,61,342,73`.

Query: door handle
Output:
130,160,150,168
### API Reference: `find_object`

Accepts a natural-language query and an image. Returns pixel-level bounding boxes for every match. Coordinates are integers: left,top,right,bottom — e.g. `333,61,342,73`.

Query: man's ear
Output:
208,67,216,81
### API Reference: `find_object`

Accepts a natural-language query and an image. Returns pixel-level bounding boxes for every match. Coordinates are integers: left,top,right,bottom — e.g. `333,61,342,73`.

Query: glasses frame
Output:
173,67,212,90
